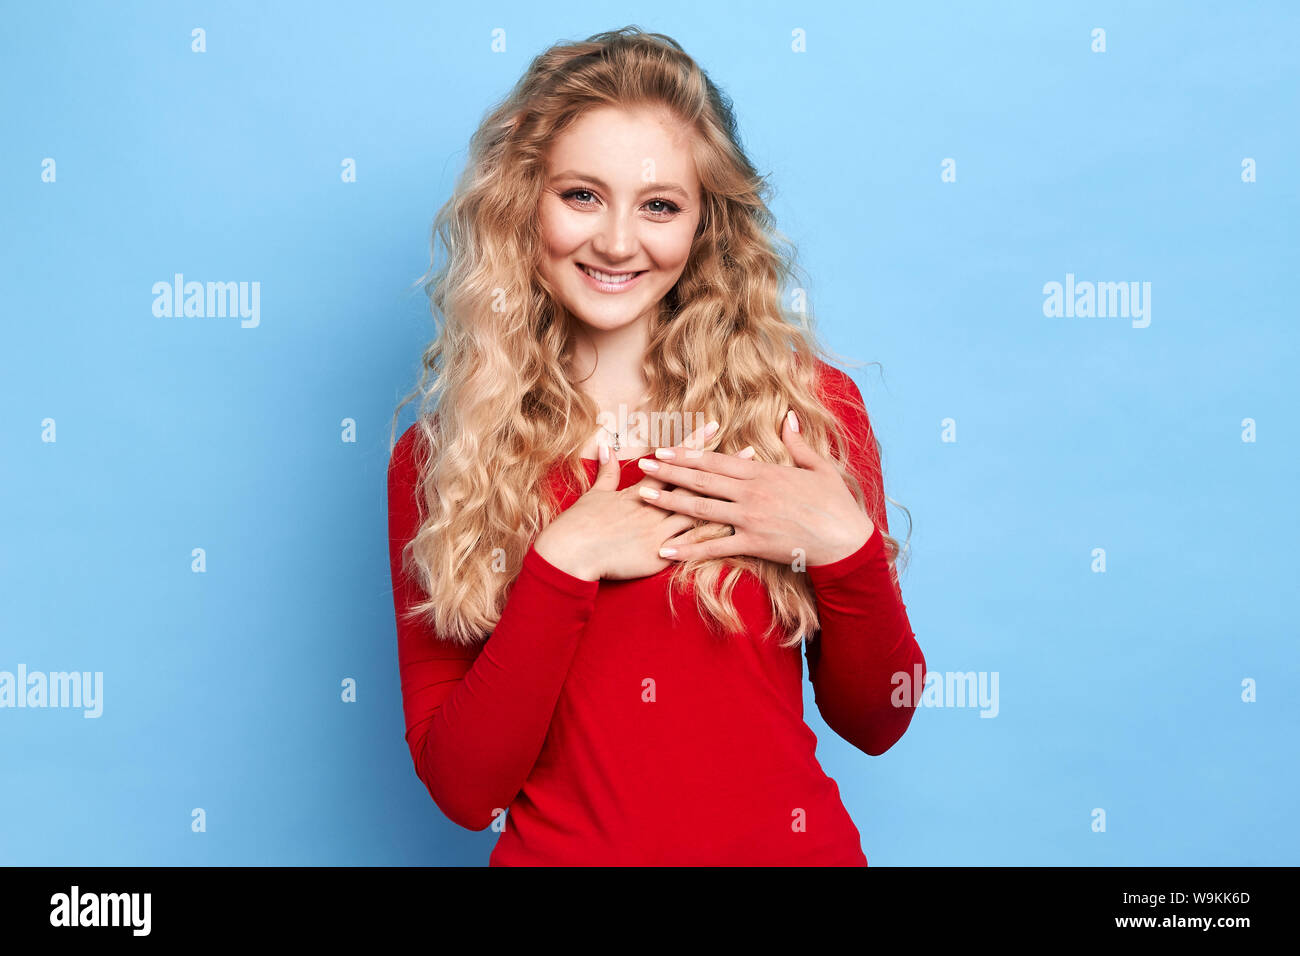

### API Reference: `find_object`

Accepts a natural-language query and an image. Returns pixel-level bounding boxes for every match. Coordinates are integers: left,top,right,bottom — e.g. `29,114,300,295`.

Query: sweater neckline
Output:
580,453,653,466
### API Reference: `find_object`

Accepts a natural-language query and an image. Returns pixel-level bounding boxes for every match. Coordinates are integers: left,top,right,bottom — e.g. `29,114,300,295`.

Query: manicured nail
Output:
703,420,719,437
599,442,609,464
639,486,660,500
638,459,659,472
654,447,676,459
786,410,799,433
738,445,755,459
659,547,677,557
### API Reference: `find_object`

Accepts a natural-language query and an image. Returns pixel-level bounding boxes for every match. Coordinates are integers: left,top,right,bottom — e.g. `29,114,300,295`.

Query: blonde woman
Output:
387,26,925,866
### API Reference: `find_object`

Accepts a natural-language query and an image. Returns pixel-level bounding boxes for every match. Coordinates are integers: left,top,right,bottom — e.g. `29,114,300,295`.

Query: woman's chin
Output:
565,299,652,332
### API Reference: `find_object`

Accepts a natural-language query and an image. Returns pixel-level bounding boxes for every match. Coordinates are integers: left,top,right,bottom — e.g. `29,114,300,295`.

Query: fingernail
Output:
658,547,678,557
703,420,719,437
638,459,660,471
786,410,799,433
639,486,660,500
654,447,676,459
739,445,755,459
599,442,609,464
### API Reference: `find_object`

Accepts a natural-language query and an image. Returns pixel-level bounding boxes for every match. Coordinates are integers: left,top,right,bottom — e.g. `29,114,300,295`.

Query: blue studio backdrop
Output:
2,1,1296,865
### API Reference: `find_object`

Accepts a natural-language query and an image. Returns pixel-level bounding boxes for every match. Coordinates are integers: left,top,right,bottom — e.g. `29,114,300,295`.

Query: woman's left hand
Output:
636,409,875,568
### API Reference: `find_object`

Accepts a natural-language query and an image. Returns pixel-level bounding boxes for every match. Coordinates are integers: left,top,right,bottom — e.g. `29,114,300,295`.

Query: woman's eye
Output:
562,189,680,218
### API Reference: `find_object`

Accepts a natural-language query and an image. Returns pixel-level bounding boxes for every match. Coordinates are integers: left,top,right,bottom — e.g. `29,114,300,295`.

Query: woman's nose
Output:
591,207,637,259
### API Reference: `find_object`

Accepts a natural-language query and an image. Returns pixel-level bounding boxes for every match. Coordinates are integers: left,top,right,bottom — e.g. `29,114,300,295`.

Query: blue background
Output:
2,0,1296,865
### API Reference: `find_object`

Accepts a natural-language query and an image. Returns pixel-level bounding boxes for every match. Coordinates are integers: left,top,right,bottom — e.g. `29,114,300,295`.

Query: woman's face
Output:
538,104,702,334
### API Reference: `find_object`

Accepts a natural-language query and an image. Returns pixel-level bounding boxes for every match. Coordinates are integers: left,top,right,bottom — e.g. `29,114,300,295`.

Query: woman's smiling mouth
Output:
576,262,648,292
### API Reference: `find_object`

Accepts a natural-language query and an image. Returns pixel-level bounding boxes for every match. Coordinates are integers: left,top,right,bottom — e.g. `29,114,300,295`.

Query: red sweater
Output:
386,361,925,865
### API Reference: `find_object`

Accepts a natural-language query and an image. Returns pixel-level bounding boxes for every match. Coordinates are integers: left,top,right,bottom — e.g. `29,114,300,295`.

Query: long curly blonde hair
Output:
389,25,908,649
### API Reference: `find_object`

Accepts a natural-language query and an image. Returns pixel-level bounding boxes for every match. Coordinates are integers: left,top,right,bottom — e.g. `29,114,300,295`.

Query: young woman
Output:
387,26,925,866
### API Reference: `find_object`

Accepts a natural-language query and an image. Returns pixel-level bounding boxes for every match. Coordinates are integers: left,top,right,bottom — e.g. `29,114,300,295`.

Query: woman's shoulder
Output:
389,417,440,488
801,357,867,416
393,413,442,457
391,422,423,470
790,351,857,399
812,357,854,397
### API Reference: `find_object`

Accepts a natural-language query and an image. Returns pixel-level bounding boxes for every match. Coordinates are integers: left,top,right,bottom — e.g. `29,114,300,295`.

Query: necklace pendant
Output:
598,422,621,454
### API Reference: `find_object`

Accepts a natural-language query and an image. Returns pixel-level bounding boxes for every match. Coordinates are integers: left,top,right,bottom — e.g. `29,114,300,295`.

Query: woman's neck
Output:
566,313,652,412
564,309,659,458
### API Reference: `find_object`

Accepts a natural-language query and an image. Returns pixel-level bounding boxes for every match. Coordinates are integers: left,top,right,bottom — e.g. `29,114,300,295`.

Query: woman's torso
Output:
488,455,868,866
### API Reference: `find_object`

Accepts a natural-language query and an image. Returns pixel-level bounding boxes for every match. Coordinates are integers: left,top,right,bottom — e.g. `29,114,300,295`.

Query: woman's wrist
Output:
534,527,600,581
808,517,876,567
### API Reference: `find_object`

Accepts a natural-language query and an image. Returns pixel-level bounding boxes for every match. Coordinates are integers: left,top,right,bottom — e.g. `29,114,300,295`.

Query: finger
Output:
650,483,709,504
627,469,721,495
781,408,826,471
681,419,720,450
661,520,732,547
631,472,669,492
628,456,726,495
639,419,721,492
632,479,703,507
590,437,624,490
658,528,747,562
636,483,743,526
658,512,705,540
640,448,756,492
649,418,717,460
630,427,738,494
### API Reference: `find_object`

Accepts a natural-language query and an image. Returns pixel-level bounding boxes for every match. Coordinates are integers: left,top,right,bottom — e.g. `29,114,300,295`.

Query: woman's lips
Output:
576,261,647,293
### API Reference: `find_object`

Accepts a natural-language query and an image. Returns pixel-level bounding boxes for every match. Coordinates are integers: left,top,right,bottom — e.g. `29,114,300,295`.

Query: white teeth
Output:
580,264,641,284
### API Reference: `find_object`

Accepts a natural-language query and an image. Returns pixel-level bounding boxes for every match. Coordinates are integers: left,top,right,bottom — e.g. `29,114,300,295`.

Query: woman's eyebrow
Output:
550,170,690,198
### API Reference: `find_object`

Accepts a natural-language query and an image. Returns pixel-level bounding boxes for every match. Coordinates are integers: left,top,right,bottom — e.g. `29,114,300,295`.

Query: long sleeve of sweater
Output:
386,426,599,831
804,367,926,756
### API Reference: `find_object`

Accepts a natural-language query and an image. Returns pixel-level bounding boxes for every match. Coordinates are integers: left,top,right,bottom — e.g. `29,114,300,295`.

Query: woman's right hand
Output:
533,422,727,582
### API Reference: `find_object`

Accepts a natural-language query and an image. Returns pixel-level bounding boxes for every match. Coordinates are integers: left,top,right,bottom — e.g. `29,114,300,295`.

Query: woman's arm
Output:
804,364,926,756
387,425,599,831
